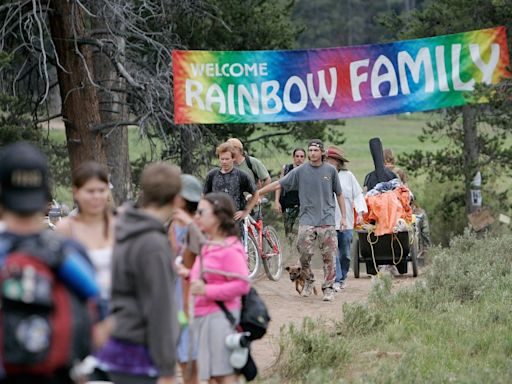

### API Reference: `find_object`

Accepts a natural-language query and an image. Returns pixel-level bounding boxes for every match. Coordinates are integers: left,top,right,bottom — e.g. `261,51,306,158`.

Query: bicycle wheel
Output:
262,226,283,281
246,233,261,280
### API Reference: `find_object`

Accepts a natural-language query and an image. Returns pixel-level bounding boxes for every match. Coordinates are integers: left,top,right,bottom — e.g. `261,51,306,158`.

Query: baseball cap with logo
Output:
307,139,324,151
0,142,51,214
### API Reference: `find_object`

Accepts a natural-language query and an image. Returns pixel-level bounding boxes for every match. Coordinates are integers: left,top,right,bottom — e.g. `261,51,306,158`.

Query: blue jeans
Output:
335,230,353,283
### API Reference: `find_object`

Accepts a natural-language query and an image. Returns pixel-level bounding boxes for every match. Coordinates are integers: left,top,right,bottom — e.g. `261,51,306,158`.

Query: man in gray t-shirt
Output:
259,139,347,302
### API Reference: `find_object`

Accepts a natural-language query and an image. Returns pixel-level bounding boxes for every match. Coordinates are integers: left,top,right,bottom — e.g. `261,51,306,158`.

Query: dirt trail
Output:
250,266,418,375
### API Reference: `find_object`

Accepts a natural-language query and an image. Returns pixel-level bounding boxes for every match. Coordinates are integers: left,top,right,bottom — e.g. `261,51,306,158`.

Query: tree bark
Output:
91,13,132,205
48,0,106,170
180,126,196,174
462,105,479,213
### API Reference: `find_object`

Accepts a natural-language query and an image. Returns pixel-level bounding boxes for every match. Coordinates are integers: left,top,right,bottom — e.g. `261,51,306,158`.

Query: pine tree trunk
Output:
48,0,106,170
91,14,132,205
180,126,196,174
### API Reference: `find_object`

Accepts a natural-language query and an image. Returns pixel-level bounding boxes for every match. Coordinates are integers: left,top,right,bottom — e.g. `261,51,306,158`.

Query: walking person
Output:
0,142,99,384
168,174,204,384
55,161,115,320
258,139,347,302
363,138,397,192
97,163,181,384
55,161,116,381
274,148,306,242
182,192,250,383
227,138,271,188
325,147,367,291
204,142,260,222
383,148,408,185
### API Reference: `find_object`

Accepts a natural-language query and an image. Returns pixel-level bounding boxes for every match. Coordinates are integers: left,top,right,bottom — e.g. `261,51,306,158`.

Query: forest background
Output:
1,0,512,245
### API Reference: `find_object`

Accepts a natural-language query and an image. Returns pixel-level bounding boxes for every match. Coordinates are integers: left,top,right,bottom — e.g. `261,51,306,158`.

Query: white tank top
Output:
88,247,113,300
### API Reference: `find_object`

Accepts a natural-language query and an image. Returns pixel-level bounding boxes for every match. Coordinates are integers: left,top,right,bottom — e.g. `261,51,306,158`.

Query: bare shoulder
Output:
54,216,73,236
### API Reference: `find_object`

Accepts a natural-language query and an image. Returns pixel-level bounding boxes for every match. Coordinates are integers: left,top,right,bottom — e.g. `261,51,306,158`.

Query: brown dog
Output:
285,265,318,296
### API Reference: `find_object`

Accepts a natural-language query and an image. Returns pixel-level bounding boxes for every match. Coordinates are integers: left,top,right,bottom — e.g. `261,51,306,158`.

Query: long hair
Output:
293,147,306,156
202,192,239,237
72,161,110,239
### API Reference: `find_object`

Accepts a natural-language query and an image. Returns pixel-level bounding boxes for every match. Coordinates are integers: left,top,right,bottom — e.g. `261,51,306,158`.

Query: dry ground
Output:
251,264,419,376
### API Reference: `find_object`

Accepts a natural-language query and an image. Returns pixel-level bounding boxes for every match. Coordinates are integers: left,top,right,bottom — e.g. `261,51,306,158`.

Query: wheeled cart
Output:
352,228,418,278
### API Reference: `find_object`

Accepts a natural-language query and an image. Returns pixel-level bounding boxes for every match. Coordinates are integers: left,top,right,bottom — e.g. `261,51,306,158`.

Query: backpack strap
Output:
245,154,255,178
205,168,218,194
283,163,293,176
40,230,67,266
215,300,238,328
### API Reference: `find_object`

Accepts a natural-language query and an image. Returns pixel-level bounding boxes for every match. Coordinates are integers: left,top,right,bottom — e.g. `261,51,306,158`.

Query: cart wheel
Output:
411,238,419,277
352,237,360,278
397,260,408,274
365,262,378,276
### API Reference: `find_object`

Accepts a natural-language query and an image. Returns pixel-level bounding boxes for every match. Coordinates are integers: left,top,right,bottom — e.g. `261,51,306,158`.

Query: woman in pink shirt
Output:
189,192,250,383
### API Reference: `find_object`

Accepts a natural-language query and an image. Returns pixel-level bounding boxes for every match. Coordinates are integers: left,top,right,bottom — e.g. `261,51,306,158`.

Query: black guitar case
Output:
363,137,397,191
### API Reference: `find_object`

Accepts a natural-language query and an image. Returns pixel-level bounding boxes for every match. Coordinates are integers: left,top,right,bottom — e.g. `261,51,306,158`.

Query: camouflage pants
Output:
296,225,337,291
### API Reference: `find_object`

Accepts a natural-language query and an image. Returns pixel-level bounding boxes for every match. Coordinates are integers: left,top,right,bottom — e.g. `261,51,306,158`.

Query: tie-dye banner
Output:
173,27,509,124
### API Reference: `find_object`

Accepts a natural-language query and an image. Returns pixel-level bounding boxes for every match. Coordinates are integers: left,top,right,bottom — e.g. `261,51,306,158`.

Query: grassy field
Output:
47,124,162,163
48,112,441,196
252,112,442,186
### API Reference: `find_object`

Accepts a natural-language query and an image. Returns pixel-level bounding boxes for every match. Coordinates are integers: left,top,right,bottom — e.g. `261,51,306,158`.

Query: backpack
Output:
244,153,255,179
279,164,300,209
244,153,268,186
0,232,92,376
216,287,271,341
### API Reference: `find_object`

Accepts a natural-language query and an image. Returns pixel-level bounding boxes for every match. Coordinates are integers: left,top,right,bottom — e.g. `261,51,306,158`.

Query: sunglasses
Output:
196,208,211,217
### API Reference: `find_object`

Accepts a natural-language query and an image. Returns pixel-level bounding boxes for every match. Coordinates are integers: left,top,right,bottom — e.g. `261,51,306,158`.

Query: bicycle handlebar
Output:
245,214,257,225
245,194,269,205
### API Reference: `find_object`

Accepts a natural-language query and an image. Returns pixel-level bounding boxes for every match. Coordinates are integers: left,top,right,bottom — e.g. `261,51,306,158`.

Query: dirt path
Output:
250,267,419,375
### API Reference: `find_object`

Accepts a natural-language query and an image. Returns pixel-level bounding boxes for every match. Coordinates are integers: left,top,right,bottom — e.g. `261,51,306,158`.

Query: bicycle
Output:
243,197,283,281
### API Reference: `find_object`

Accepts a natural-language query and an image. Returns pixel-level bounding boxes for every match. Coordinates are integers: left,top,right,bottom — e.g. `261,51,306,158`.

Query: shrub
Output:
271,232,512,383
411,179,466,247
275,318,351,381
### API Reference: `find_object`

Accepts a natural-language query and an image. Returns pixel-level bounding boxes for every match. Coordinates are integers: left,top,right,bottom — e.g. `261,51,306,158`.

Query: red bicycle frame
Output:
247,217,267,259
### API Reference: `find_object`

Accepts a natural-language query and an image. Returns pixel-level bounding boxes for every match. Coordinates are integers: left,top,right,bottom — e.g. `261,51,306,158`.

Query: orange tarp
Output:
364,186,413,236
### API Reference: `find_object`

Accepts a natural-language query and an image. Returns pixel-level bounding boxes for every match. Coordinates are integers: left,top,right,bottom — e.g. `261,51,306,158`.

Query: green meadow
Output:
252,112,442,186
48,112,440,187
47,126,162,163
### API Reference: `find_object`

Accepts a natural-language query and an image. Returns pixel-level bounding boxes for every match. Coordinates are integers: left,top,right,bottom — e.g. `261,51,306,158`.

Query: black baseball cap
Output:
308,139,324,151
0,142,51,214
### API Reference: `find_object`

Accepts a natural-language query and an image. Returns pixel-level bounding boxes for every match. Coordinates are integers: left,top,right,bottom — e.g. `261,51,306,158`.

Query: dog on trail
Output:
285,265,318,296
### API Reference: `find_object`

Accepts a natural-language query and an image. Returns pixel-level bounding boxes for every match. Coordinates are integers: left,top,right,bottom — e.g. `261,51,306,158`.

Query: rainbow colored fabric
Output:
173,27,509,124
